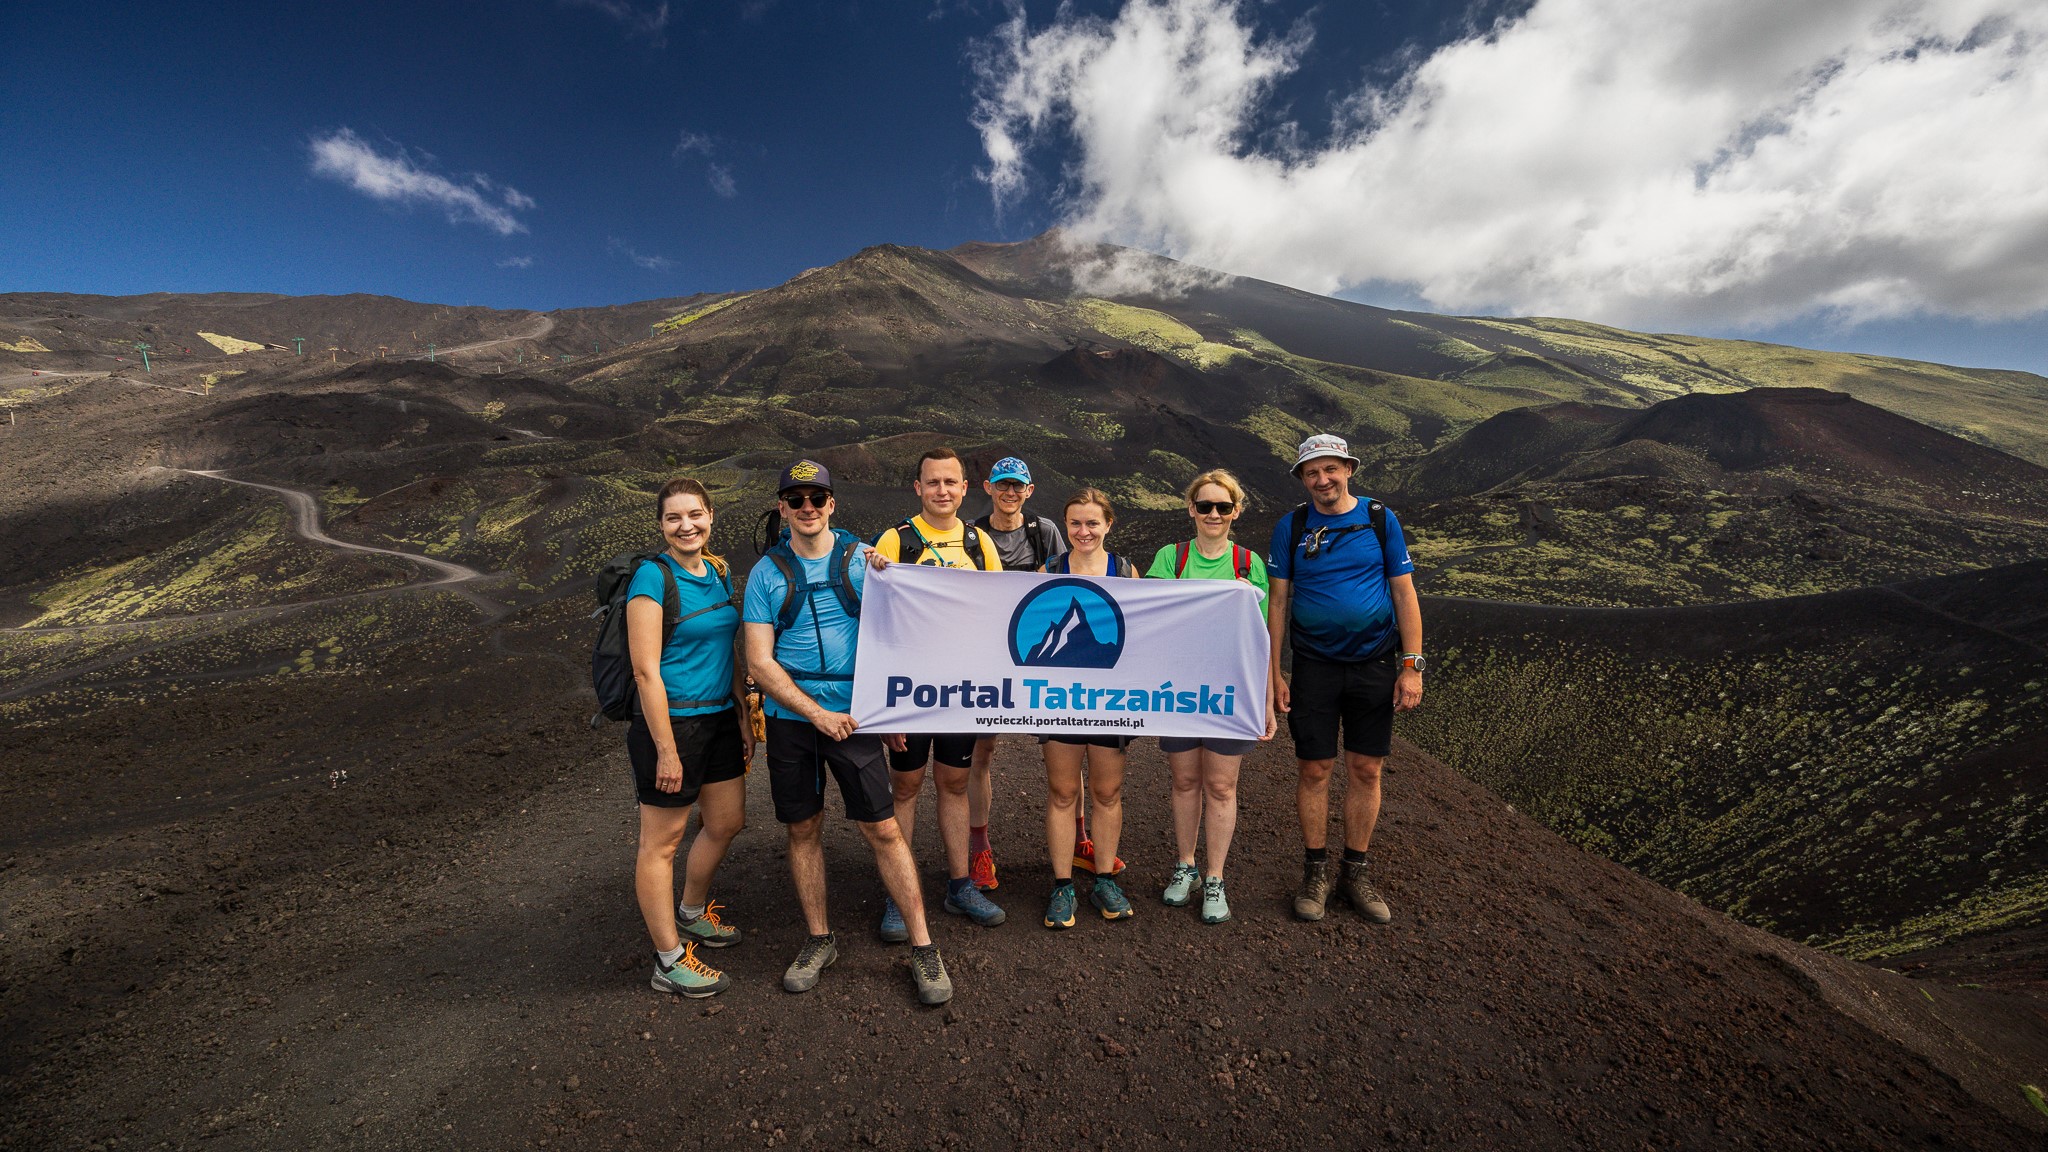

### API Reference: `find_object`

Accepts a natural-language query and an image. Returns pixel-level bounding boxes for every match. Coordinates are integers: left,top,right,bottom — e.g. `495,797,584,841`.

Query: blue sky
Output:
3,0,2044,374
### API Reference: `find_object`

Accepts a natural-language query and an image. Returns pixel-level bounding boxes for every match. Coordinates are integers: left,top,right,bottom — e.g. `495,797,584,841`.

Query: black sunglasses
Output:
1192,500,1236,515
781,491,830,509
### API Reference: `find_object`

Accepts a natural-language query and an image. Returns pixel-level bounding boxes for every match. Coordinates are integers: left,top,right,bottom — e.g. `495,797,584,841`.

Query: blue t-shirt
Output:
1267,498,1415,663
742,549,867,720
626,555,739,716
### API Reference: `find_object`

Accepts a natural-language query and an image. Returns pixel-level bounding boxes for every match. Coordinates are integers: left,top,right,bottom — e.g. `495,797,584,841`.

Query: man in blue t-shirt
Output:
1266,433,1424,927
742,459,953,1006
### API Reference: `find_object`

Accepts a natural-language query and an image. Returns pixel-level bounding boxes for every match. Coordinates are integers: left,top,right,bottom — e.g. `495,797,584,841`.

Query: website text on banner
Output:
851,562,1269,740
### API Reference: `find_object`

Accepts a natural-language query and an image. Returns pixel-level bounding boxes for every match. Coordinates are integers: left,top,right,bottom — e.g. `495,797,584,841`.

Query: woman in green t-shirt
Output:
1144,469,1271,925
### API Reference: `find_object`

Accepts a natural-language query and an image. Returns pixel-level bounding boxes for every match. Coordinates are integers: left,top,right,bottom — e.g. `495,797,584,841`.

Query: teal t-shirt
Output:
742,550,866,720
626,554,738,716
1146,541,1270,609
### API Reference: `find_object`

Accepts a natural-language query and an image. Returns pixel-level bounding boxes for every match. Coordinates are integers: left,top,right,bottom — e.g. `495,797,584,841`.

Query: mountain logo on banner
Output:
1007,578,1127,669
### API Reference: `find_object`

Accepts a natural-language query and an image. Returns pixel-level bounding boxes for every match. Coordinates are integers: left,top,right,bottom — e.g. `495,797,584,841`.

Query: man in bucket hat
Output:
1265,434,1424,925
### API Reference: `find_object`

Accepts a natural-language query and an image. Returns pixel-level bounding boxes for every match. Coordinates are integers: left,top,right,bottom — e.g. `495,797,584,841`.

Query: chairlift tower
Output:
428,343,436,363
292,337,305,356
134,341,152,372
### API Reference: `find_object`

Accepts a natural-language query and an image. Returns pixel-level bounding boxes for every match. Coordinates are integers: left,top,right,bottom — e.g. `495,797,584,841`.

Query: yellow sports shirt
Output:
876,515,1003,570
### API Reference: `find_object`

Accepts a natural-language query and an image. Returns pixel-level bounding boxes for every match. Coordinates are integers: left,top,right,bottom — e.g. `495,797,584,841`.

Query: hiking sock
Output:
1052,878,1075,893
1342,848,1368,867
947,876,975,900
1074,813,1087,840
679,902,706,921
657,943,686,967
1304,847,1328,864
969,824,991,855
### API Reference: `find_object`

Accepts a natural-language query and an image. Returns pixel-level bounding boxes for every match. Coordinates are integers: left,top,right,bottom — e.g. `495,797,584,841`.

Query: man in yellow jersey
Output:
872,447,1007,937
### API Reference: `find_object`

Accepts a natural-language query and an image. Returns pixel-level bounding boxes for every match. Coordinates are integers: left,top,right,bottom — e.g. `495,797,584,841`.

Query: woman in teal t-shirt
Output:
1144,469,1271,925
626,478,752,998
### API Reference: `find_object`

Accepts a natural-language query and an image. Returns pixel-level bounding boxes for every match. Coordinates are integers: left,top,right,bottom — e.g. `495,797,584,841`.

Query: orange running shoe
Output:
969,847,998,890
1071,838,1126,876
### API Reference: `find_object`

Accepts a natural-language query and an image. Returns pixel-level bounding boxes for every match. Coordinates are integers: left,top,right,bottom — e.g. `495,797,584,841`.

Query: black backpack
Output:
888,518,989,569
588,553,734,726
971,513,1053,571
763,533,865,681
1045,550,1136,578
1281,499,1390,649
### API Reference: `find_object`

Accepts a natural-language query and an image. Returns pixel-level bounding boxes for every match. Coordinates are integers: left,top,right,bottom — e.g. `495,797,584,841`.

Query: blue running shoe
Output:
1043,884,1077,930
878,896,909,943
1091,876,1133,920
944,882,1007,927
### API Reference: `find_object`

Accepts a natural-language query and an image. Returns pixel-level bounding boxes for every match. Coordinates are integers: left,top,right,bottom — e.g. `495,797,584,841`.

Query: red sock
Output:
969,824,991,855
1074,813,1088,842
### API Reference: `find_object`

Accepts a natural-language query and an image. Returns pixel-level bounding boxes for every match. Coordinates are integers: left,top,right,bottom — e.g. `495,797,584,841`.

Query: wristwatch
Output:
1398,653,1426,673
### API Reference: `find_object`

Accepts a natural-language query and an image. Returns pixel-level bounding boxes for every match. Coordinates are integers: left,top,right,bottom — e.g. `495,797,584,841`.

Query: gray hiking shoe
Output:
783,933,837,993
910,944,953,1006
1294,858,1331,921
1163,861,1199,907
1341,860,1392,923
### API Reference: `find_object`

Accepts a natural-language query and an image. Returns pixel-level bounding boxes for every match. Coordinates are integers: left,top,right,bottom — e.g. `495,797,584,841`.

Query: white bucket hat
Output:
1292,433,1360,474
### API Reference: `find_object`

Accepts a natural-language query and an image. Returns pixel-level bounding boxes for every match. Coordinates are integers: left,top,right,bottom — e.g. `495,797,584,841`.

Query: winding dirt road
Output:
183,470,485,586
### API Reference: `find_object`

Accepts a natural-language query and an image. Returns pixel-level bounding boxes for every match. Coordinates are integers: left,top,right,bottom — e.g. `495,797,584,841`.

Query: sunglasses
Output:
781,491,830,509
1192,500,1236,515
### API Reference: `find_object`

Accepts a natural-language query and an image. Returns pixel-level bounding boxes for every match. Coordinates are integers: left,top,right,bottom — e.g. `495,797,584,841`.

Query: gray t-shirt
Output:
975,514,1067,572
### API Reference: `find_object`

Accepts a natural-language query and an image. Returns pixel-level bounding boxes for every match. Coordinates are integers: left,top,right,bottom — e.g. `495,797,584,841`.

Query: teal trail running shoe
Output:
678,899,740,947
651,943,730,998
944,884,1007,927
1091,876,1134,920
1163,862,1199,907
878,896,909,943
1044,884,1077,930
1201,877,1231,924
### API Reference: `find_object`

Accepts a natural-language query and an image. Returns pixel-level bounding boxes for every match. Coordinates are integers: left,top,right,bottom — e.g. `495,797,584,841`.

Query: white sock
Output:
657,943,685,967
679,902,706,921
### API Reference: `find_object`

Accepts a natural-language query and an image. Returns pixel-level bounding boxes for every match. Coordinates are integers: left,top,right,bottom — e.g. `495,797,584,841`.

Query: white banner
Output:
851,562,1269,740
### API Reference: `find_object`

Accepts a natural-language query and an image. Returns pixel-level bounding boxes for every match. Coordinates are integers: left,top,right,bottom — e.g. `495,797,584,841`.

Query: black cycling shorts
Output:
1040,734,1133,751
765,717,895,825
1286,653,1397,761
889,733,976,773
627,707,748,808
1158,736,1255,757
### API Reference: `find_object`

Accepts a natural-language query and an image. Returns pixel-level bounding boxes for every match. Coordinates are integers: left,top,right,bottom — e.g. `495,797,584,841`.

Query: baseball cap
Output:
987,456,1033,485
1292,433,1360,474
776,459,834,494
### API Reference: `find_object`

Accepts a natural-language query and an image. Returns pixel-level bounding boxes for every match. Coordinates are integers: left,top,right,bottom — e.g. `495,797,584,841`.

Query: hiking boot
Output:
651,943,729,998
1091,876,1133,920
910,944,953,1006
877,896,909,943
1341,860,1392,923
1200,877,1231,925
1043,884,1077,930
969,847,998,891
678,899,740,948
1073,838,1126,876
783,933,837,993
1294,858,1331,922
1162,862,1199,907
944,883,1007,927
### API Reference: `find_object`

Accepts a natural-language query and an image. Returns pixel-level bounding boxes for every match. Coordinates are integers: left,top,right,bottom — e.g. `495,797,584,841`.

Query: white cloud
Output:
674,130,738,198
609,237,675,270
497,255,535,268
309,128,534,236
974,0,2048,329
564,0,669,44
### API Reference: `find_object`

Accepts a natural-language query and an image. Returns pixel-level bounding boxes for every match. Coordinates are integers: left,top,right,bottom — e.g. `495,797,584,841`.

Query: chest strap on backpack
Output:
768,538,863,680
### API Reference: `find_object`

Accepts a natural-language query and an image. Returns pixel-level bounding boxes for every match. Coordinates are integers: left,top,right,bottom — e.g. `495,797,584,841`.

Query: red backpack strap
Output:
1232,544,1251,580
1174,540,1191,577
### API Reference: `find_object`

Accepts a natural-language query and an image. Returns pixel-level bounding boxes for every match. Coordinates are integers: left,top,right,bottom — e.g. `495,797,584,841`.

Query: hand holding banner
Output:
851,563,1269,740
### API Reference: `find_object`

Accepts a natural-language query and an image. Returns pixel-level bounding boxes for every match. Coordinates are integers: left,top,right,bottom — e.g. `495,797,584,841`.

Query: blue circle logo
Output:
1007,578,1127,669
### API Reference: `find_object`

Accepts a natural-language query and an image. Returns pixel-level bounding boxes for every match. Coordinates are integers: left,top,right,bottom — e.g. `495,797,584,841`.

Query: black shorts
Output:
1158,736,1255,756
1040,734,1132,751
627,707,748,808
765,717,895,825
1287,654,1397,761
889,733,976,773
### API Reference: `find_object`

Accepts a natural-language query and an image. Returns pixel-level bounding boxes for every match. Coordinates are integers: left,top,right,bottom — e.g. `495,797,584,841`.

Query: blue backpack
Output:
762,529,865,681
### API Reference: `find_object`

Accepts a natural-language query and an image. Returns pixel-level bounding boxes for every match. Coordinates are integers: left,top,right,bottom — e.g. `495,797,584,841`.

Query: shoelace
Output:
679,942,719,977
795,937,832,968
912,949,945,981
699,900,727,928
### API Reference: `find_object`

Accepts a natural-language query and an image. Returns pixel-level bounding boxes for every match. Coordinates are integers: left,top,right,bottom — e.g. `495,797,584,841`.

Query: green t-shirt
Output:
1147,541,1270,609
